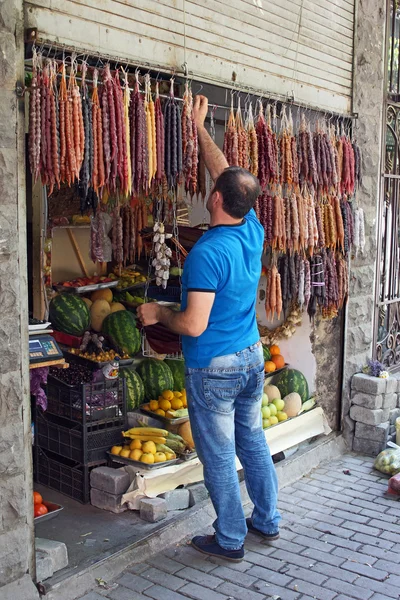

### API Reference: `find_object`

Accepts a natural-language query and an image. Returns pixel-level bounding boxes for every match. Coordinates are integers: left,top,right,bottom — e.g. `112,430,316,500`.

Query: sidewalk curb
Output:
43,432,345,600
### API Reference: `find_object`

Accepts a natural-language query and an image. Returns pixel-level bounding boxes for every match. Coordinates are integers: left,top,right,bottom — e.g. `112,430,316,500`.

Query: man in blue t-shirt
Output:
137,95,280,562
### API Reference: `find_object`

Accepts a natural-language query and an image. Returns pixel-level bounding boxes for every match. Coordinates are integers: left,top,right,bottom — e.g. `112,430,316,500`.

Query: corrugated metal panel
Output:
25,0,354,113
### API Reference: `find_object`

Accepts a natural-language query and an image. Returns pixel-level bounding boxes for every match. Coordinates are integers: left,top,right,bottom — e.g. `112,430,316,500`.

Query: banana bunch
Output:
122,427,187,455
122,427,168,445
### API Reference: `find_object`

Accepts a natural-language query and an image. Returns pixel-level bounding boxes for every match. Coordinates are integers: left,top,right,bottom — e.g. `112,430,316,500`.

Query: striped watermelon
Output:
120,368,145,410
136,359,174,400
273,368,309,404
164,359,185,390
102,311,141,356
49,294,90,336
262,345,271,361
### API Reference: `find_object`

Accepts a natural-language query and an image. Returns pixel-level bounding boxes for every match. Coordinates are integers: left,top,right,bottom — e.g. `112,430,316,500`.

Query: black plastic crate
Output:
147,285,181,303
46,376,126,425
36,411,124,464
35,447,105,504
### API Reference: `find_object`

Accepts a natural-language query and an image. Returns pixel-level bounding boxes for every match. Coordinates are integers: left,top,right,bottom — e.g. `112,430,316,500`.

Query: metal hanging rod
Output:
25,39,357,121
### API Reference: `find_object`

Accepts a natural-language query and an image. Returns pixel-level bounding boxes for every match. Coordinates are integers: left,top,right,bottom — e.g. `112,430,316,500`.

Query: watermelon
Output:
136,359,174,400
49,294,90,336
102,311,141,356
262,345,271,361
120,368,145,410
273,368,309,404
164,359,186,390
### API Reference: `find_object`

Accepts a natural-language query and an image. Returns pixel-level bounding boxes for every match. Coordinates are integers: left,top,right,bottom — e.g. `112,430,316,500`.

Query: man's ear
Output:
214,190,223,207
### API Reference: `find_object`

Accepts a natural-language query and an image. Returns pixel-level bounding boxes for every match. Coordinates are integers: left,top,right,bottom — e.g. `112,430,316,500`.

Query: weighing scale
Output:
29,333,64,364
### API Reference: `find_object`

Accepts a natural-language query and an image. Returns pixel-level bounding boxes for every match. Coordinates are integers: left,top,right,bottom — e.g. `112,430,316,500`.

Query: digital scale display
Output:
29,334,63,364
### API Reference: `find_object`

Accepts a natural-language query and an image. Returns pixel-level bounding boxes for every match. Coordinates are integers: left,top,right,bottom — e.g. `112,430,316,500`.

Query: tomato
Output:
34,503,48,518
33,491,43,505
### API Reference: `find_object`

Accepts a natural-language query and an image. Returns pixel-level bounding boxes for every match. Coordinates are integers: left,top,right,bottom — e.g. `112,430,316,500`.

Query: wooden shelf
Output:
30,358,69,370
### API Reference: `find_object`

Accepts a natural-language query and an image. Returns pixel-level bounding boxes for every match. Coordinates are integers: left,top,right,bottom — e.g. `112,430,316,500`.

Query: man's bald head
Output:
213,167,261,219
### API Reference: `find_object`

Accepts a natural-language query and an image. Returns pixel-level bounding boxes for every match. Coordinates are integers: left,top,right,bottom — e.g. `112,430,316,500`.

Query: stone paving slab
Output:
79,454,400,600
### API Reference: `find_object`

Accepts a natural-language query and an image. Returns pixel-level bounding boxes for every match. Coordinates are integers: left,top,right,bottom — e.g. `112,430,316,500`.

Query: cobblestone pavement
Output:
79,454,400,600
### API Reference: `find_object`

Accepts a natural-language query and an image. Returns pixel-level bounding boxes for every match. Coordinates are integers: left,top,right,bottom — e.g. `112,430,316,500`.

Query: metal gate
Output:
375,0,400,369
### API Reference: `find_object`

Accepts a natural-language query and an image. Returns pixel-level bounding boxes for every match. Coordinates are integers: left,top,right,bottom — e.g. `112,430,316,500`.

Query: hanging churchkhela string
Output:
27,53,363,310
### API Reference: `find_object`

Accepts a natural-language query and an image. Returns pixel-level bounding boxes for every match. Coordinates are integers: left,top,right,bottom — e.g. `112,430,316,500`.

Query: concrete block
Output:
382,408,390,423
349,405,383,426
140,498,167,523
383,393,397,410
35,551,53,582
352,373,386,395
354,422,389,443
386,378,398,394
90,488,127,514
160,489,190,511
351,392,383,410
0,574,39,600
90,466,130,496
353,437,384,456
188,482,209,507
390,408,400,425
35,538,68,572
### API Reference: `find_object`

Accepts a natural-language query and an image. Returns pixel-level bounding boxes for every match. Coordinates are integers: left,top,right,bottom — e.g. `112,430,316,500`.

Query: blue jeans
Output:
185,341,281,550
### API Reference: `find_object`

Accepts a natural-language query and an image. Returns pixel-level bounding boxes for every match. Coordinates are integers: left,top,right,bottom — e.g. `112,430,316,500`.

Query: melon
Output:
91,288,113,303
82,297,92,310
164,359,185,390
49,294,90,336
264,384,281,402
120,367,145,410
110,302,126,313
136,359,174,400
283,392,302,417
90,299,111,332
273,368,309,404
102,310,141,356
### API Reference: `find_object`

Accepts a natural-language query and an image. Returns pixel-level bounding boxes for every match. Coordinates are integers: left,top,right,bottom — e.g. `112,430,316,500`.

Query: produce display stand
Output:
121,407,331,508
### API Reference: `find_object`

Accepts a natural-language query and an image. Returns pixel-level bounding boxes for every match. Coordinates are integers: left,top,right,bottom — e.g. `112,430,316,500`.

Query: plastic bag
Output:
374,442,400,476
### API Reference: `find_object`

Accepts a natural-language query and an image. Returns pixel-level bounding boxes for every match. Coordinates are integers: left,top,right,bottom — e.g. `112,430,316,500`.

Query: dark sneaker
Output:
191,535,244,562
246,518,280,541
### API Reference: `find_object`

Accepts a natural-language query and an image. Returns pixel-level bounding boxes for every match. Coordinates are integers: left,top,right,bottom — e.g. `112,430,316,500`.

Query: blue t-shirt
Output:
181,208,264,368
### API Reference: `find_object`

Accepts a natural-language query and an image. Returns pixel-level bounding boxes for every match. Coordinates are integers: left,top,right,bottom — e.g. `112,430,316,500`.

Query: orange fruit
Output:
269,345,281,356
271,354,285,370
33,491,43,505
264,361,277,373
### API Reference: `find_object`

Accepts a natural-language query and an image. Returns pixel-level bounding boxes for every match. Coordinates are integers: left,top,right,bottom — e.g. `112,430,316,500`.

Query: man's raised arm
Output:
193,95,229,182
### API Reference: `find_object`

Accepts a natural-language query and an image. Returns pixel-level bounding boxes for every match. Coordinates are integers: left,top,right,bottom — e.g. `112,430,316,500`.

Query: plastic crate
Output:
35,447,105,504
36,411,124,464
147,285,181,303
46,376,126,425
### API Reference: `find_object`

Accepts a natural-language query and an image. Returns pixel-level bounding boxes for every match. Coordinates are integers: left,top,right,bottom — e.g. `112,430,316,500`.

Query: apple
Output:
262,393,269,407
269,403,278,417
277,411,288,422
272,399,285,412
261,405,271,419
269,416,279,425
262,418,271,429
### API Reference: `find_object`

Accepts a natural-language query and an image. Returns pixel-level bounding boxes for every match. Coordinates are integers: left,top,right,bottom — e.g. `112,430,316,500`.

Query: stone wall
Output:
350,373,400,455
0,1,39,598
341,0,387,449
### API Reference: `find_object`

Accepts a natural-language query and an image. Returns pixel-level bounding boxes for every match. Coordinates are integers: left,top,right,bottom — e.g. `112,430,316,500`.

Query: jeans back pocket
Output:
203,377,242,413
